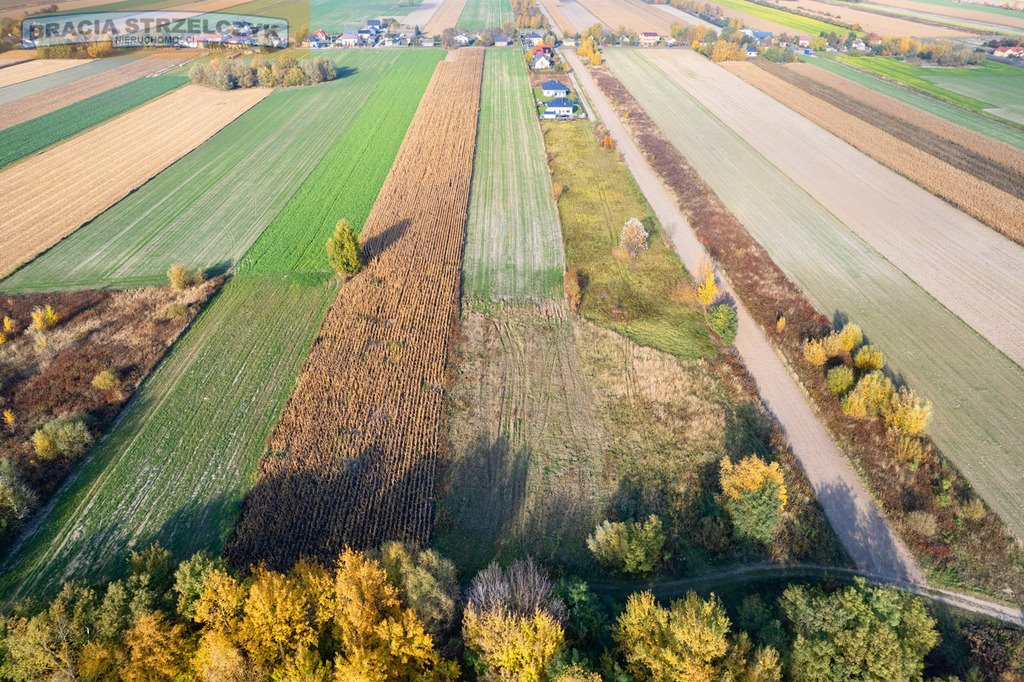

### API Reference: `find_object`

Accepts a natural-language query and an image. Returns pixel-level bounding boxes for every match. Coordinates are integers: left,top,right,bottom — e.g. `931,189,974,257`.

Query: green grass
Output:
605,48,1024,576
834,56,985,108
543,120,715,360
809,57,1024,148
706,0,856,35
463,49,564,302
0,51,442,602
0,51,444,293
456,0,514,30
0,75,186,170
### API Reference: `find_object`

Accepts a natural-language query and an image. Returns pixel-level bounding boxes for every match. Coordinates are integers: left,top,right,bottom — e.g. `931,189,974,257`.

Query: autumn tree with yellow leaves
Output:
719,455,788,544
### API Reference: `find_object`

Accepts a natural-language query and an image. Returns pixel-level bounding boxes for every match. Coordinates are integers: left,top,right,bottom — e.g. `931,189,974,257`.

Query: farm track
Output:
0,56,186,131
464,49,564,302
0,59,92,88
228,48,486,570
0,51,420,292
643,50,1024,371
724,60,1024,241
603,48,1024,548
0,84,268,281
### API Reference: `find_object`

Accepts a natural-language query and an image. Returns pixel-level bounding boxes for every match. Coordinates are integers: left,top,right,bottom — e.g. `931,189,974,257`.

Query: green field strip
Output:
0,50,404,293
833,55,993,110
310,0,422,28
810,56,1024,148
457,0,514,30
239,49,442,275
0,56,142,106
463,49,564,302
847,0,1024,35
891,0,1024,21
708,0,856,35
605,49,1024,542
0,277,338,602
0,75,187,170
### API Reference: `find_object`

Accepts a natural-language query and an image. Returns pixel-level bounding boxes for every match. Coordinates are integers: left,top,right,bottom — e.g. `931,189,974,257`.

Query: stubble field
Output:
576,0,675,32
0,59,92,88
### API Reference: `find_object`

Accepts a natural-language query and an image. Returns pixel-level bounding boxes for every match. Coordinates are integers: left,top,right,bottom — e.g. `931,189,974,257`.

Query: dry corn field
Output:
227,48,485,571
0,59,92,88
425,0,472,33
0,56,186,131
723,61,1024,244
781,61,1024,184
0,85,268,280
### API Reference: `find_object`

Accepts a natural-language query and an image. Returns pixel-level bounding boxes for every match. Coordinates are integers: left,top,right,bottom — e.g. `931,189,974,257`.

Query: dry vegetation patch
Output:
722,61,1024,244
227,49,486,571
0,84,268,280
0,279,220,540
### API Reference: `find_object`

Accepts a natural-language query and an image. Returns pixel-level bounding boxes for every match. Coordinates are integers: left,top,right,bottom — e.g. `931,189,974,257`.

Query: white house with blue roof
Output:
543,97,576,119
540,79,569,97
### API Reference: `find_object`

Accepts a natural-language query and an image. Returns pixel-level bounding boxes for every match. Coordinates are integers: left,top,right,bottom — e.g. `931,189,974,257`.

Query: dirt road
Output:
562,48,924,585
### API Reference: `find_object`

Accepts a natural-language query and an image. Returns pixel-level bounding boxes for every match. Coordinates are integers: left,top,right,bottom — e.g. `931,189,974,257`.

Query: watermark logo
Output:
22,11,289,49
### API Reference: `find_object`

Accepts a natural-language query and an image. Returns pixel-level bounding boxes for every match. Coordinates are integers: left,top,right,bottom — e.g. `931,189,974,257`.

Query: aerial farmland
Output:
0,0,1023,676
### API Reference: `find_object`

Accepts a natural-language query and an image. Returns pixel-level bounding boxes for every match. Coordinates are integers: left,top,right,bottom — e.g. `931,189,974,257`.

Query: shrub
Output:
696,271,718,307
376,542,459,638
167,264,195,290
841,391,868,419
0,459,36,535
564,269,582,311
619,217,648,261
282,66,305,88
837,323,863,353
463,605,564,681
91,369,120,392
850,371,895,418
708,303,737,345
821,332,844,358
3,315,14,332
905,510,937,538
0,332,5,346
466,558,565,621
719,455,787,544
31,416,93,461
775,315,786,333
894,435,924,464
853,344,885,371
2,409,14,430
162,303,188,320
326,219,362,277
885,387,933,436
586,515,667,576
826,366,854,395
30,305,58,333
802,339,827,366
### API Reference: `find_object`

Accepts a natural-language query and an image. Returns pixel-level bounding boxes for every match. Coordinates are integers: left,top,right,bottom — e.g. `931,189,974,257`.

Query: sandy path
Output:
0,56,186,130
646,50,1024,371
0,59,92,88
0,84,268,279
425,0,471,32
562,48,923,584
782,0,973,35
577,0,675,31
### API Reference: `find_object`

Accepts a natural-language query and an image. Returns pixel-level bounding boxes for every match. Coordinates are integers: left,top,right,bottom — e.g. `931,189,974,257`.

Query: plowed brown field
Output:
227,48,485,570
0,84,267,279
0,56,186,130
724,60,1024,243
425,0,472,32
0,59,92,88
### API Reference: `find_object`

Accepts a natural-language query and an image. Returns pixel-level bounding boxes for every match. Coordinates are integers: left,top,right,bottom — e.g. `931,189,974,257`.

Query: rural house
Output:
337,32,359,46
995,45,1024,59
494,35,510,46
541,79,569,97
522,31,544,46
530,54,551,70
543,97,576,118
639,31,660,47
367,19,383,30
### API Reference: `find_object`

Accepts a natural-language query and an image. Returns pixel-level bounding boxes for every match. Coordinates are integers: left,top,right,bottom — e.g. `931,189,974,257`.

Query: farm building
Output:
530,54,552,70
337,32,359,46
522,31,544,46
639,32,660,47
994,45,1024,59
541,79,569,97
494,36,511,46
543,97,576,117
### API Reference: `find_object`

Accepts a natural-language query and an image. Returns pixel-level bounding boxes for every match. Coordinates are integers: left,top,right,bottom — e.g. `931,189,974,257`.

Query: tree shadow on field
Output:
334,65,357,80
433,434,529,579
361,219,410,261
203,260,233,279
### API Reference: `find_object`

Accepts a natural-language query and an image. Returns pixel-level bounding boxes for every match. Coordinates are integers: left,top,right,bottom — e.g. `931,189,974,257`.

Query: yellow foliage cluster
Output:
2,316,13,333
2,409,14,430
463,606,564,682
577,37,602,65
802,339,827,366
853,344,885,372
31,429,57,460
719,455,788,510
775,315,786,333
696,260,718,307
91,370,121,392
885,387,933,437
710,40,746,62
30,305,58,333
0,332,5,346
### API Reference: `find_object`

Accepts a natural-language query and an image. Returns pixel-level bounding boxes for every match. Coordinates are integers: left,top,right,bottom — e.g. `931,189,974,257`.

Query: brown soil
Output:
0,59,92,88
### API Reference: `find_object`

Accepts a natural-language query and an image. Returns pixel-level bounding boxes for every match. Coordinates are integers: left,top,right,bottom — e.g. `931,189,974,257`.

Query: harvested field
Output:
436,305,845,576
577,0,675,31
602,50,1024,590
0,280,219,541
425,0,471,31
0,59,91,88
809,57,1024,149
723,60,1024,242
403,0,445,26
870,0,1024,30
0,55,186,131
781,61,1024,184
0,51,435,292
708,0,851,33
457,0,514,29
0,85,268,281
0,58,150,108
0,75,187,170
779,0,972,35
644,50,1024,369
227,49,485,570
650,2,721,28
854,0,1024,34
0,58,32,69
538,0,578,33
464,49,563,302
560,0,607,29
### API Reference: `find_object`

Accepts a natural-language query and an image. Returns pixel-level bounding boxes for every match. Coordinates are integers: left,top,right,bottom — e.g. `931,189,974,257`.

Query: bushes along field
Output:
464,49,564,302
592,54,1024,599
228,49,486,570
0,76,187,170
